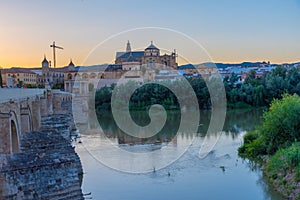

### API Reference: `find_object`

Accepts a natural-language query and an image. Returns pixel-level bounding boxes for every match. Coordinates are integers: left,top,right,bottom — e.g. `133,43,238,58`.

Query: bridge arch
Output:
9,111,20,153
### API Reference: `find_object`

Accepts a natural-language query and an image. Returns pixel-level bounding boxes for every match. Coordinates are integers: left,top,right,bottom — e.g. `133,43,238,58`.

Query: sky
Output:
1,0,300,68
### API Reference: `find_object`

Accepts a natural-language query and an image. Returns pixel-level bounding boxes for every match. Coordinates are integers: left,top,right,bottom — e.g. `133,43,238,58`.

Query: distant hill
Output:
202,62,262,69
73,62,299,70
177,61,299,69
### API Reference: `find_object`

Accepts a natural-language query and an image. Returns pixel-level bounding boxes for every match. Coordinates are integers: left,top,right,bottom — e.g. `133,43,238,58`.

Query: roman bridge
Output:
0,88,72,154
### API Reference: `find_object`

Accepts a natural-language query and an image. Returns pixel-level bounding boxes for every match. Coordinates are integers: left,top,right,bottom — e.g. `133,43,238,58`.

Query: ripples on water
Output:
76,109,282,200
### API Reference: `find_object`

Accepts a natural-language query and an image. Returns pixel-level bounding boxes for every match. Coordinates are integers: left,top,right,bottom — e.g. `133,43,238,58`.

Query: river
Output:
75,109,282,200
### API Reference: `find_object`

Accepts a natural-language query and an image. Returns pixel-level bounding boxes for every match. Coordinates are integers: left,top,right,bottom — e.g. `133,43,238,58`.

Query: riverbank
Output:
239,94,300,199
263,143,300,199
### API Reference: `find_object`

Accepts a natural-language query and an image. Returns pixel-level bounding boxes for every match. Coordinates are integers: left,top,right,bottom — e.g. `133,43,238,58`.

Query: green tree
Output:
253,85,264,107
17,80,23,88
51,84,63,90
244,70,256,84
286,67,300,95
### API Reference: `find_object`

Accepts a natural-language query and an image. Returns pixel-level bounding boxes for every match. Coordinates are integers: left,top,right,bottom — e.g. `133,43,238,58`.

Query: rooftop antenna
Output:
50,41,63,68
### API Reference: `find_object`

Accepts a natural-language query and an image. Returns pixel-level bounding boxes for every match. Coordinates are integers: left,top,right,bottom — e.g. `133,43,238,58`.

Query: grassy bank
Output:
265,143,300,199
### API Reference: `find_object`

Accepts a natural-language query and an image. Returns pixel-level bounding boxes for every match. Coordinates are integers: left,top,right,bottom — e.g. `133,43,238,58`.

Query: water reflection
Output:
76,108,282,200
96,110,180,147
91,109,264,144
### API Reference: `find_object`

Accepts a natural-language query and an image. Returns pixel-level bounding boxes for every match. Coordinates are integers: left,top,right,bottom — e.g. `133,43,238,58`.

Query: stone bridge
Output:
0,89,72,155
0,88,84,199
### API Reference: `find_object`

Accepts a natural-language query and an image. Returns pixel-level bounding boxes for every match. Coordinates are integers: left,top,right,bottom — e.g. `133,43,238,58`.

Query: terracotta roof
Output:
1,68,36,74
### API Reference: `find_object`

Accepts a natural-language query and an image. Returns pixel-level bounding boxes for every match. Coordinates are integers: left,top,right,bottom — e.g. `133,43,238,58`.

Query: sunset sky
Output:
1,0,300,68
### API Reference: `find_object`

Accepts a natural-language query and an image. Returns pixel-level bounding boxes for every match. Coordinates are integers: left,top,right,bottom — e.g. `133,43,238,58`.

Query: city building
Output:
36,56,73,88
1,68,37,87
115,41,178,68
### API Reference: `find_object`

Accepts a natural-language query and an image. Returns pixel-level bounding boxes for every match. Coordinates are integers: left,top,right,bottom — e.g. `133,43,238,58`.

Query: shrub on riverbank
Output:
239,94,300,159
238,131,267,159
239,94,300,198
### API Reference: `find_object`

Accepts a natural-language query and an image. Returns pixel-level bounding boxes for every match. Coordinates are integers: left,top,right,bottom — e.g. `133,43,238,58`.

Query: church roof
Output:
126,52,135,62
116,51,144,59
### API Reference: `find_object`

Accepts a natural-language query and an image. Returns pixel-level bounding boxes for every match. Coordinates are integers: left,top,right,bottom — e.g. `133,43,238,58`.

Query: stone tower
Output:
126,40,131,52
42,55,49,76
42,55,52,87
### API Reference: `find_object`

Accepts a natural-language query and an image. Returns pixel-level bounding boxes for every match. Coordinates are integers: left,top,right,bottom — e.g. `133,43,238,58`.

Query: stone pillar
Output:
79,82,82,95
52,94,62,113
69,82,72,93
47,93,53,115
82,82,87,95
20,107,30,134
32,98,41,130
85,82,87,94
64,82,68,92
40,97,47,117
0,113,11,154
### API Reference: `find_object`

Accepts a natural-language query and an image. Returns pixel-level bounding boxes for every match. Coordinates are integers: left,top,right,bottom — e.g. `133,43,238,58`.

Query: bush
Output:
239,136,266,159
243,131,259,144
259,94,300,154
239,94,300,159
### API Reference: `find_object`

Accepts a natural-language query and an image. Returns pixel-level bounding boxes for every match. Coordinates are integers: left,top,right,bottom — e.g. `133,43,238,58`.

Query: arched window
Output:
68,73,72,80
82,73,88,79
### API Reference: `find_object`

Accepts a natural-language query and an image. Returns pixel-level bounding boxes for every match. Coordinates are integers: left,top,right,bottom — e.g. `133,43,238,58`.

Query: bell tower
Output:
42,55,49,75
126,40,131,52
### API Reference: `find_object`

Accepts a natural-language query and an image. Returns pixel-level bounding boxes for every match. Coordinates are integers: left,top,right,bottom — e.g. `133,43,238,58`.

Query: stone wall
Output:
0,132,83,200
0,89,84,199
40,114,76,140
0,113,11,154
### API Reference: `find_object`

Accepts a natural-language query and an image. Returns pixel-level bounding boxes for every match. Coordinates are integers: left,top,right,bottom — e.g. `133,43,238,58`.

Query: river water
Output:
75,109,282,200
